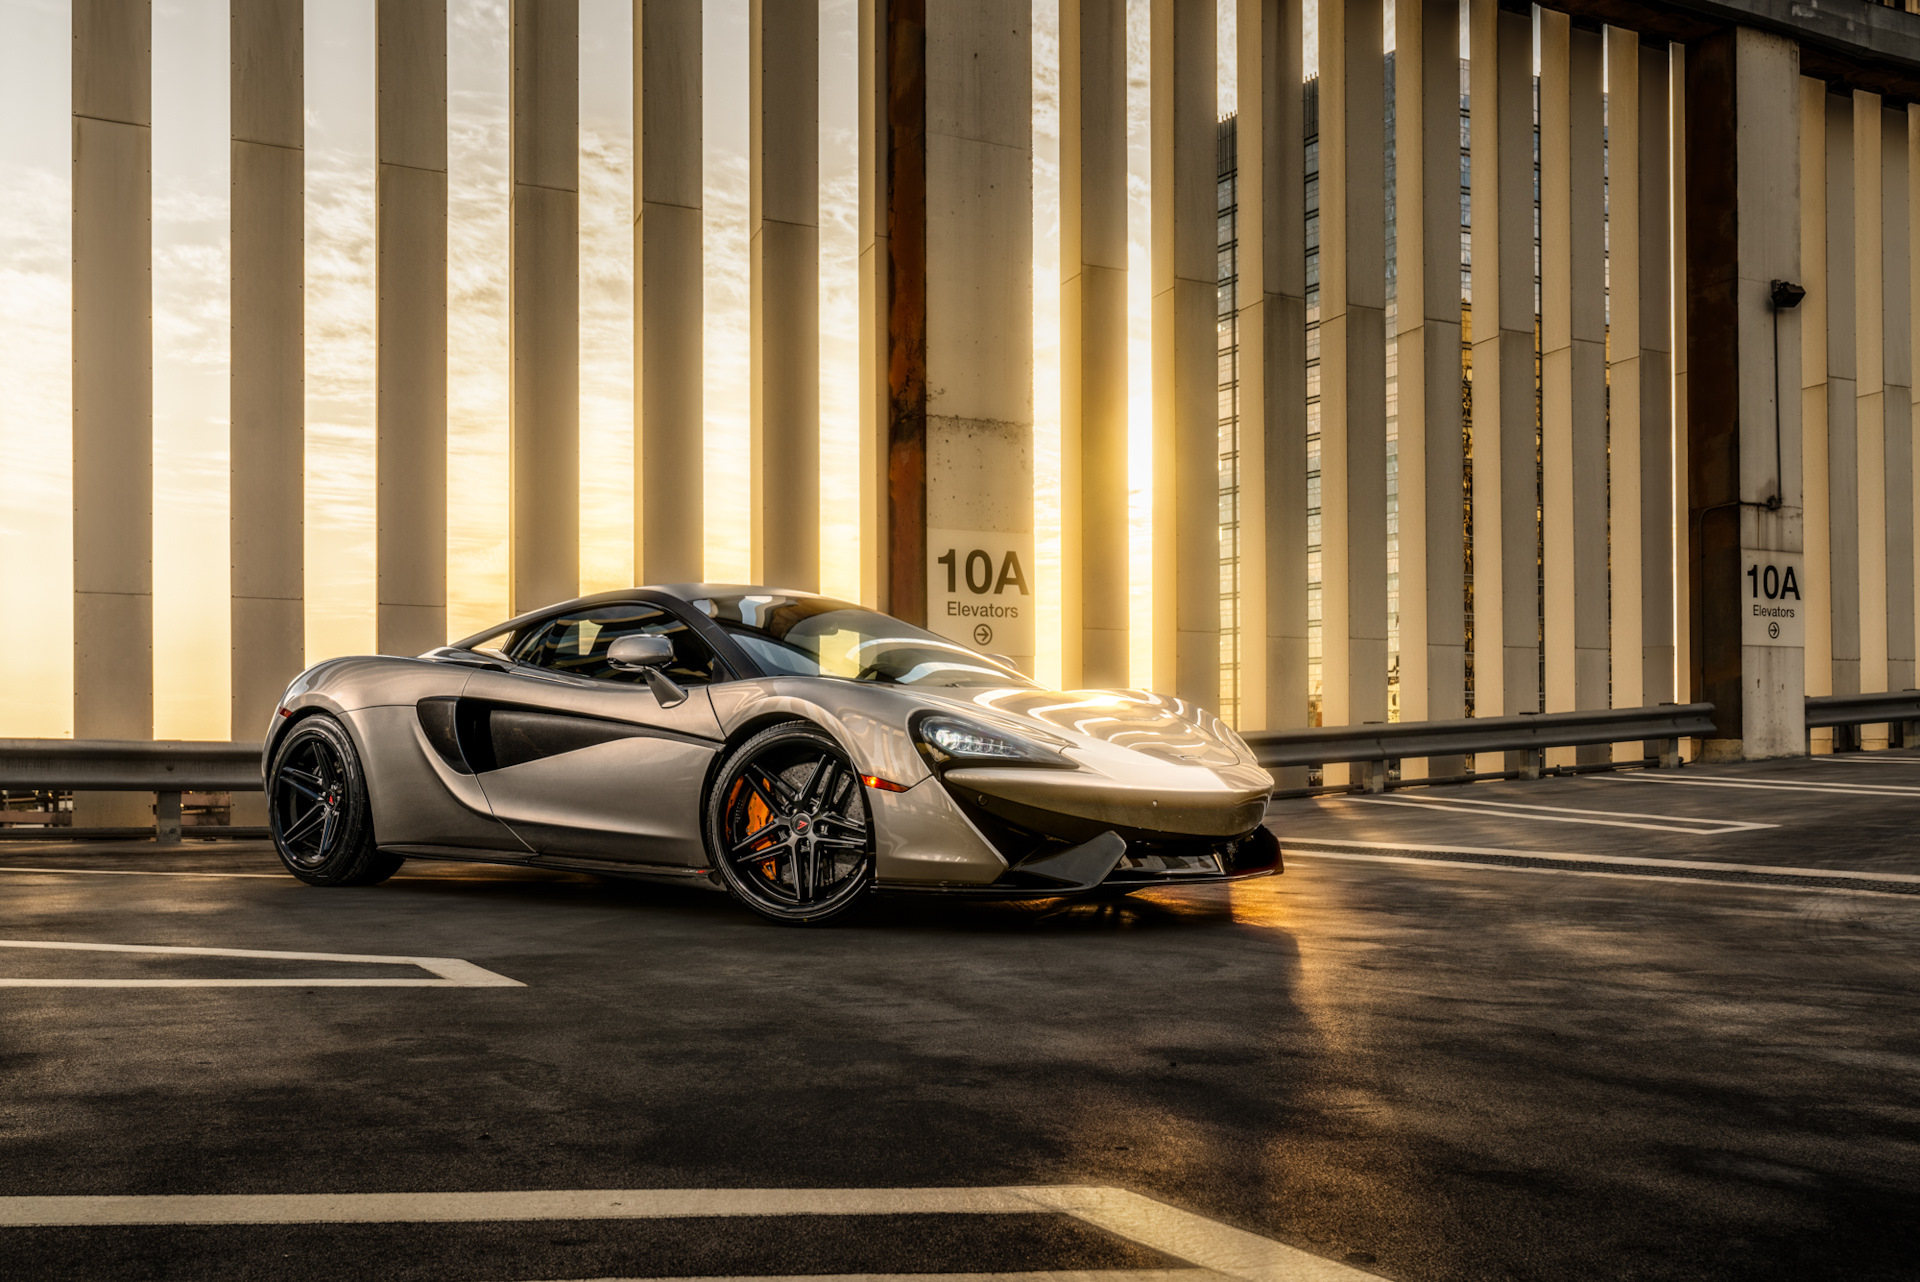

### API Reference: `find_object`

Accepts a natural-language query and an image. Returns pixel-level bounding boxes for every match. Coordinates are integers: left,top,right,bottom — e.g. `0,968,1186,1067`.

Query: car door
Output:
456,601,729,866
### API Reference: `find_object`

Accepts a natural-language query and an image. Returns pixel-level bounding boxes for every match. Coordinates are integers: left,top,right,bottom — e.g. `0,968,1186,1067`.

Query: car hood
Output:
923,686,1259,771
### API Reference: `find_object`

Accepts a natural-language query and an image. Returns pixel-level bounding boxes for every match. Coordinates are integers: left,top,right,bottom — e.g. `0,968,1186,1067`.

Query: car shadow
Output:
378,858,1254,935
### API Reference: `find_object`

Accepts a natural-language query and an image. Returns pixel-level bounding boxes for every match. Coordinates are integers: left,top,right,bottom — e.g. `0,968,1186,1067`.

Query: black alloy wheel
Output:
267,715,404,887
707,722,875,924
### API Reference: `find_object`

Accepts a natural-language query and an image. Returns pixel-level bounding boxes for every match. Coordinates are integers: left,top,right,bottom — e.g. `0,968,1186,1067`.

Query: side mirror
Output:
606,634,688,708
606,634,675,671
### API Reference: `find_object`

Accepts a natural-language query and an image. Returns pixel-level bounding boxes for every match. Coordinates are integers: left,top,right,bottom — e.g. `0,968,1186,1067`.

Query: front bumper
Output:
876,824,1282,898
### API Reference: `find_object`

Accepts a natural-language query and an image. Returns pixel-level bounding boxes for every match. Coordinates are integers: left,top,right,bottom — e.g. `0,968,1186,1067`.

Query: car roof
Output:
449,585,845,651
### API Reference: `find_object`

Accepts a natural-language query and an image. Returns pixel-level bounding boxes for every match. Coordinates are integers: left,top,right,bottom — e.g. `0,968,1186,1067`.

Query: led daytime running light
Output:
926,722,1029,760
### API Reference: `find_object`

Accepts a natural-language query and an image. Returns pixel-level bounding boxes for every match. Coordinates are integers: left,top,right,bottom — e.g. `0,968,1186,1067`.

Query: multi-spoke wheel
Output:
707,722,875,924
267,715,403,887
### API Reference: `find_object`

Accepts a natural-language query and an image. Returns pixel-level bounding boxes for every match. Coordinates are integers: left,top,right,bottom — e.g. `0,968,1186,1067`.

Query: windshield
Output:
692,593,1036,689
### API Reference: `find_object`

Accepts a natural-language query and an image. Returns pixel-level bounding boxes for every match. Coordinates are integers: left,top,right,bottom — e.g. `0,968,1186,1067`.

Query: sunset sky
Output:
0,0,1252,741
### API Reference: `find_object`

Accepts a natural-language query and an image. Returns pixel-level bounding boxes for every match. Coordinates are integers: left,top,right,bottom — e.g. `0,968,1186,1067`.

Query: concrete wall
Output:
72,0,154,826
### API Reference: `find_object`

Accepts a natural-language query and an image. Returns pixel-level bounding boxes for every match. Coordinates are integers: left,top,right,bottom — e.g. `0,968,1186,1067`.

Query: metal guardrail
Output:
0,691,1909,841
0,739,262,845
1804,690,1920,729
1241,703,1718,792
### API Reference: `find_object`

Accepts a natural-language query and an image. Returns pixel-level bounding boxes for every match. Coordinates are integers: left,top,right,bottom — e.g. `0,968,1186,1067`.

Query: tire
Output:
706,722,875,924
267,715,405,887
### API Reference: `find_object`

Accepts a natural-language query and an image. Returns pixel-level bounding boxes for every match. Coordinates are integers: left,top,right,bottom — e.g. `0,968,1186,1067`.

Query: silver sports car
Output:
263,586,1281,923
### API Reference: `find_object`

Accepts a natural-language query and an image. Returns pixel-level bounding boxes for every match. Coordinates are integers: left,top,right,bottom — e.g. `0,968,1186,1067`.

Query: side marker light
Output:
278,707,291,717
860,774,910,793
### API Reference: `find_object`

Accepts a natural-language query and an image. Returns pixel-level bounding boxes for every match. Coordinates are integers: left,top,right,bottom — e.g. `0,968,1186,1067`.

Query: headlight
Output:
913,715,1074,768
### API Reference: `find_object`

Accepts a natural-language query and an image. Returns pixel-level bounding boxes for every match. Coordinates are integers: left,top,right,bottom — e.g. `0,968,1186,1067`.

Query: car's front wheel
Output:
707,722,875,924
267,715,404,887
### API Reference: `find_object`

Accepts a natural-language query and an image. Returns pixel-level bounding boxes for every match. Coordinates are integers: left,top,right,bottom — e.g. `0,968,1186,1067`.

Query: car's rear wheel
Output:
707,723,874,924
268,715,404,887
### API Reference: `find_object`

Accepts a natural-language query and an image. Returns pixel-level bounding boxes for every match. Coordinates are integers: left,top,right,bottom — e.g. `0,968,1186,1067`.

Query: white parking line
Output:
1340,794,1775,834
0,1186,1379,1281
1606,772,1920,798
1283,841,1920,898
538,1274,1223,1282
0,939,524,988
0,1185,1378,1281
1284,837,1920,882
1808,755,1920,766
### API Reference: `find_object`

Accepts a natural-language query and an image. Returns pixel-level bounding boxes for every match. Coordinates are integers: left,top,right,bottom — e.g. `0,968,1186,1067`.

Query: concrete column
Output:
879,3,1034,667
1856,93,1889,724
1827,92,1861,701
1638,43,1675,708
509,0,579,615
1060,0,1128,690
1685,26,1804,759
1539,11,1571,721
1673,48,1691,719
1149,0,1217,706
376,0,448,655
231,0,303,744
635,0,703,583
879,0,926,623
858,0,889,607
1606,32,1675,750
1539,14,1607,760
1236,0,1307,736
1317,0,1389,746
1468,0,1539,772
1608,27,1642,756
1882,106,1914,697
73,0,153,827
1800,77,1832,732
1394,0,1465,775
751,0,819,591
1610,34,1676,727
1912,105,1920,683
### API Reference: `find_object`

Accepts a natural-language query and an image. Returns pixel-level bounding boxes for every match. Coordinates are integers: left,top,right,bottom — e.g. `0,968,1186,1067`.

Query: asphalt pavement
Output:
1,752,1917,1281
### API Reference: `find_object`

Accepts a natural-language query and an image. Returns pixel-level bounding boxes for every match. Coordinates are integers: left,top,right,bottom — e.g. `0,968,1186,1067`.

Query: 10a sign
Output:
926,528,1035,669
1741,548,1805,647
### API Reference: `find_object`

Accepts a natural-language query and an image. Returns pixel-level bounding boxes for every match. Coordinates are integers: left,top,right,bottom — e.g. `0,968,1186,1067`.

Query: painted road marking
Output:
1807,755,1920,766
1283,840,1920,898
527,1274,1224,1282
1606,773,1920,798
0,939,525,988
0,1185,1379,1282
1340,794,1775,834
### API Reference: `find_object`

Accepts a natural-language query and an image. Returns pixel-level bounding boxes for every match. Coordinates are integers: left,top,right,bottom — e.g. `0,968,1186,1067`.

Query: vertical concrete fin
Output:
73,0,154,826
1061,0,1129,691
1394,0,1467,777
750,0,820,592
1239,0,1308,739
509,0,581,616
376,0,449,656
636,0,704,584
1316,0,1389,757
1150,0,1218,706
231,0,305,741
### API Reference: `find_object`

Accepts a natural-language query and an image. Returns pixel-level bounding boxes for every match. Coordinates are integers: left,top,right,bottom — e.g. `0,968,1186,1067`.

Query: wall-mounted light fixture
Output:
1767,280,1806,510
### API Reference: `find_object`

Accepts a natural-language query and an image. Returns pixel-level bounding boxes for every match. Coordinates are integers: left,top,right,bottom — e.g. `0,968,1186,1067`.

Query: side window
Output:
511,605,722,687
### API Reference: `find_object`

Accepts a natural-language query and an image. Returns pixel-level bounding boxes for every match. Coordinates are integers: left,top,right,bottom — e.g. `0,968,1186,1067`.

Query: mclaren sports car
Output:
263,586,1281,923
